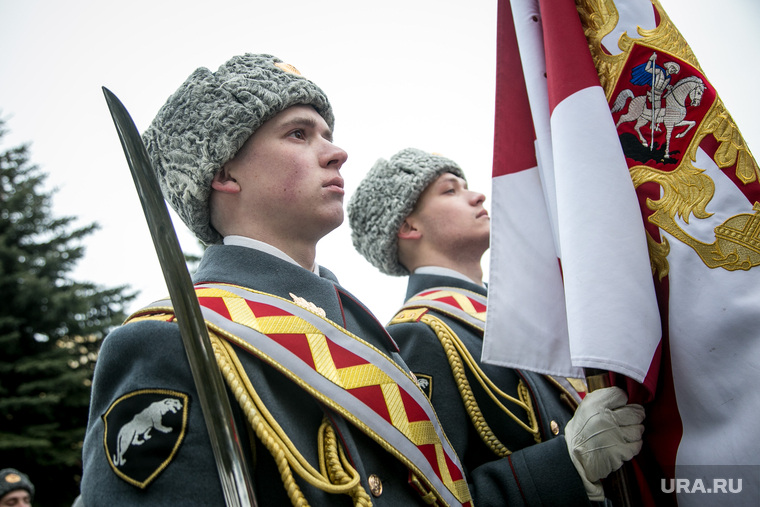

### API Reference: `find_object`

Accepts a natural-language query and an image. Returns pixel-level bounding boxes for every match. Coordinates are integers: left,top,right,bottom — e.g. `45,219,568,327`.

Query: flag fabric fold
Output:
482,0,578,378
483,0,661,387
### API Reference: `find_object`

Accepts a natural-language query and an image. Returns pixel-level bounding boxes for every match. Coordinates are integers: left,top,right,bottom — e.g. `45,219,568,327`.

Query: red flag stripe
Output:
540,0,601,112
493,0,537,177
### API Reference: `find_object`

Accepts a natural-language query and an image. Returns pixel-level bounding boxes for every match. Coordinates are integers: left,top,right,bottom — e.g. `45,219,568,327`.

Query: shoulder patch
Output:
414,373,433,399
102,389,189,489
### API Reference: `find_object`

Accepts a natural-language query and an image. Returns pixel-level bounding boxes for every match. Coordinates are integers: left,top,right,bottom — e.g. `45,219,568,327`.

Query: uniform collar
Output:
223,235,320,274
406,270,488,301
414,266,485,287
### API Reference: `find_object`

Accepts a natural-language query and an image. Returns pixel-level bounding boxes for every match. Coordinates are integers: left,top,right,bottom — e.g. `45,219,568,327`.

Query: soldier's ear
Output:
211,166,241,194
398,219,421,240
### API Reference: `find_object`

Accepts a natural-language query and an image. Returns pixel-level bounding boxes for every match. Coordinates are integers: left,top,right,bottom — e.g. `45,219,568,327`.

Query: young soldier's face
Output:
220,105,348,243
408,172,490,255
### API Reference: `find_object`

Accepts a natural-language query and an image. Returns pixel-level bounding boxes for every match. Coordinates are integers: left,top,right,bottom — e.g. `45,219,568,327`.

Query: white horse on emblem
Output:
611,75,705,158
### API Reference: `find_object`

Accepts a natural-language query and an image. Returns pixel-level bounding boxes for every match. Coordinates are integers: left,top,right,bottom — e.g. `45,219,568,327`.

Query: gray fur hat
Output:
348,148,465,276
0,468,34,501
142,53,335,245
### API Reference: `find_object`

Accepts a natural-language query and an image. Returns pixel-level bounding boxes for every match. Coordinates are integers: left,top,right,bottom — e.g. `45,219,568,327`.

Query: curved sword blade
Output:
102,86,256,507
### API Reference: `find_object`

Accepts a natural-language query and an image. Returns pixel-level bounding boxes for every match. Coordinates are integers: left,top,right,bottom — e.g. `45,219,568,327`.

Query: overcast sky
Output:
1,0,758,324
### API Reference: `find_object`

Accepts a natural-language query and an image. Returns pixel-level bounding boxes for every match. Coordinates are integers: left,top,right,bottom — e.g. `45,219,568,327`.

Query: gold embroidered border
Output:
576,0,760,276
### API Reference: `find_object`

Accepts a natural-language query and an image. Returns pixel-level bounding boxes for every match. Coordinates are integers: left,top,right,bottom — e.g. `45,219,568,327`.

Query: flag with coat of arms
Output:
482,0,760,504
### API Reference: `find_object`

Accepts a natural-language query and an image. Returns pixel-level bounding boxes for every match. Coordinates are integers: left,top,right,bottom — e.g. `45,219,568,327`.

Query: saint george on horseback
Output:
611,52,704,159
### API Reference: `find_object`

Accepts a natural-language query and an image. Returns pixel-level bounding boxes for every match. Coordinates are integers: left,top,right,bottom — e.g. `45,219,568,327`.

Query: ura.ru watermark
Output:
661,478,743,494
659,465,760,504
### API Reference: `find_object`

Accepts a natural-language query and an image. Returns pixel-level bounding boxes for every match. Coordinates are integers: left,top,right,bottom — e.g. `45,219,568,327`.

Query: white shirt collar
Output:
223,235,320,274
413,266,485,287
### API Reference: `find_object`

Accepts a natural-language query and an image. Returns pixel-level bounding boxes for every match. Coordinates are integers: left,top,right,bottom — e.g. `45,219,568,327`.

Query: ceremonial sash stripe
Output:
181,284,471,505
399,387,431,424
404,288,488,331
351,385,393,424
205,288,404,396
415,290,487,316
275,333,318,370
328,339,369,370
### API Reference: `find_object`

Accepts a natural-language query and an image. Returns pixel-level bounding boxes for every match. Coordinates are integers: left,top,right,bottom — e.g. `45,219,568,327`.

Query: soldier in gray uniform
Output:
348,148,646,506
81,57,472,506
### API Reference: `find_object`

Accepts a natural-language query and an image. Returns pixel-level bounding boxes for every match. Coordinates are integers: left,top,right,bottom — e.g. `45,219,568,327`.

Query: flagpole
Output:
650,54,656,151
585,368,636,507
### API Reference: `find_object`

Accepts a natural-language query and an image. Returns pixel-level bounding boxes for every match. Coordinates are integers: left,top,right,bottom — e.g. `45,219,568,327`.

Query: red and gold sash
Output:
132,282,472,507
394,287,487,331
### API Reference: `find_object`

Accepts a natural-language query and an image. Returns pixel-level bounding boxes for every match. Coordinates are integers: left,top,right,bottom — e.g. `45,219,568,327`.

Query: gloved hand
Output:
564,386,645,501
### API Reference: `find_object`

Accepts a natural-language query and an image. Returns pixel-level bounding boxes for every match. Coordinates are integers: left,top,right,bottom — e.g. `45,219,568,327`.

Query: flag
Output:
483,0,760,504
483,0,661,385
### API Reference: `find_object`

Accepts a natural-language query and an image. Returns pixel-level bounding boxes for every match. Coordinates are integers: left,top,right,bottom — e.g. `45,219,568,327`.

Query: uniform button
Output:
368,474,383,497
550,420,560,435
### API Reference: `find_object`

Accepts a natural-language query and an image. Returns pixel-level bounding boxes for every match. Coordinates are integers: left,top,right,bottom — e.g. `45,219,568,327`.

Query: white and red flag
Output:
483,0,760,504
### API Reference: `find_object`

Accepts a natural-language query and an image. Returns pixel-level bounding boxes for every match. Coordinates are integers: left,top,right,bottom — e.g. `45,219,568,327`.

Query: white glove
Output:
564,386,645,501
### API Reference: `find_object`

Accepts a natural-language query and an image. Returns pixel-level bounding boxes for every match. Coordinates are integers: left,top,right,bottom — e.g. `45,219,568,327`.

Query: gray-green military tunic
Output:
81,245,464,506
388,272,594,506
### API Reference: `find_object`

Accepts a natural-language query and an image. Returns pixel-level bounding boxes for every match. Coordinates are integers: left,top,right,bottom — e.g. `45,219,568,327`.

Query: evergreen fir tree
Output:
0,118,135,507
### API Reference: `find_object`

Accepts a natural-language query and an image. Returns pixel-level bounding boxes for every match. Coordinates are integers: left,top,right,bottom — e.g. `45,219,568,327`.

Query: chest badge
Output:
290,292,326,318
414,373,433,400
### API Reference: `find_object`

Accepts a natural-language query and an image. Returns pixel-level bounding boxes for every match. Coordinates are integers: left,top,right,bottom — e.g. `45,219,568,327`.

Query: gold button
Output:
550,420,560,435
368,474,383,497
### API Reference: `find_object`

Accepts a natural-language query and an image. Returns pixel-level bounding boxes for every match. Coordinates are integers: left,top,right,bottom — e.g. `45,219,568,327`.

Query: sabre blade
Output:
102,87,256,507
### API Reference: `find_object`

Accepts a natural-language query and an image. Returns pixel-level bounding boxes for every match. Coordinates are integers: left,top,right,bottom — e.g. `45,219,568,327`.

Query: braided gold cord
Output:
212,333,309,506
212,332,369,506
409,474,442,505
420,314,541,456
319,419,373,506
517,381,541,445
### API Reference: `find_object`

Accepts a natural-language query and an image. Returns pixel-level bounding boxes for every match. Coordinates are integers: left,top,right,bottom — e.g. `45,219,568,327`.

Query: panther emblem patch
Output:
103,389,189,488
